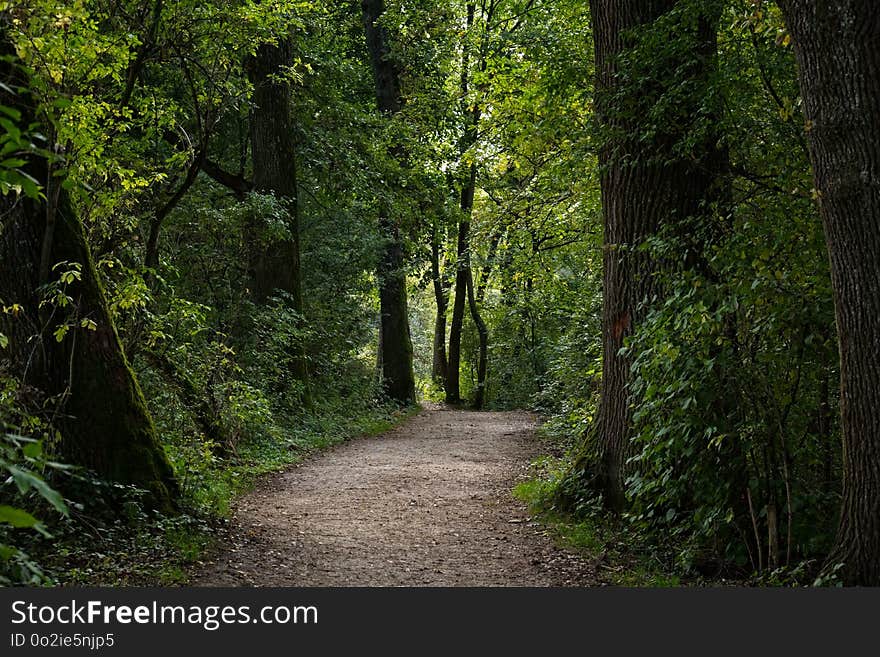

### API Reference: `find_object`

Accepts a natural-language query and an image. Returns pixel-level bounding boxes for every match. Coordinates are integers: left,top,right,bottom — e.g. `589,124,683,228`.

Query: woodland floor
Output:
194,404,597,586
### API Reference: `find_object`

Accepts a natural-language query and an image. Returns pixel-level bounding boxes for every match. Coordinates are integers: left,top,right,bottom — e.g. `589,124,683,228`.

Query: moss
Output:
51,193,178,512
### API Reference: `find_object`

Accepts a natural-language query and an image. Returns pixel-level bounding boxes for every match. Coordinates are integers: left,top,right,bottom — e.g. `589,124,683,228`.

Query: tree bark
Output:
780,0,880,586
446,213,470,404
466,265,488,409
247,39,311,405
430,219,449,385
566,0,722,511
361,0,417,404
445,1,480,404
0,38,177,511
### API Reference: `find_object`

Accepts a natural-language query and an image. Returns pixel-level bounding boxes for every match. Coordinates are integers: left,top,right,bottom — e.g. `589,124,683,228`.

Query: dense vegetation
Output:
1,0,877,586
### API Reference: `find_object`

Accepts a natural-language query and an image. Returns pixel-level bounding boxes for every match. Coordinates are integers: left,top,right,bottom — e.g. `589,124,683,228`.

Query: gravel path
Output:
194,405,596,586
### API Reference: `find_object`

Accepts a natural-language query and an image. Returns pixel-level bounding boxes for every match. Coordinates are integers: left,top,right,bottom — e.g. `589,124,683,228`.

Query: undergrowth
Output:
513,452,685,587
514,433,827,586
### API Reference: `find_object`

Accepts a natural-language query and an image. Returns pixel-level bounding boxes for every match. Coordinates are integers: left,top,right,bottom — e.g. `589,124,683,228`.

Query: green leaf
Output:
22,441,42,459
0,158,27,169
7,466,68,516
18,172,40,199
0,105,22,121
0,117,21,143
0,505,39,528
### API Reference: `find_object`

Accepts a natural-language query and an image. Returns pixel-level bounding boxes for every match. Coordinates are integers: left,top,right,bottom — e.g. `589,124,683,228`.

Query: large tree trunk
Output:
247,39,311,404
0,38,177,511
375,212,417,404
566,0,722,511
780,0,880,586
362,0,417,404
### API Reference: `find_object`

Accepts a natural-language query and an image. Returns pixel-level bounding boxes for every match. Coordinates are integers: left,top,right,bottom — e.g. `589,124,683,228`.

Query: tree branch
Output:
202,159,252,199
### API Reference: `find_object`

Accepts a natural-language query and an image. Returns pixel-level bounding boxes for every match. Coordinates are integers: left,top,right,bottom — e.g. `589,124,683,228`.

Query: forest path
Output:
194,405,596,586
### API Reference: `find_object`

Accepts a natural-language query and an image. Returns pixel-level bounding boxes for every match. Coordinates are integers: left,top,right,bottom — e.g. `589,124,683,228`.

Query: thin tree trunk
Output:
431,220,449,385
446,210,471,404
361,0,417,404
466,229,501,409
446,1,479,404
466,265,488,409
144,148,205,271
780,0,880,586
247,39,311,405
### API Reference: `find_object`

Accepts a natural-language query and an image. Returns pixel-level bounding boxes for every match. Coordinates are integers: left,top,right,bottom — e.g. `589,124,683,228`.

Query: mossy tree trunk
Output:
0,36,177,511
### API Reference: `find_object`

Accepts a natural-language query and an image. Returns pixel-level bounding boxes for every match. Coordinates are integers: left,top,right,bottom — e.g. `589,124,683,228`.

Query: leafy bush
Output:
0,432,69,585
625,209,839,576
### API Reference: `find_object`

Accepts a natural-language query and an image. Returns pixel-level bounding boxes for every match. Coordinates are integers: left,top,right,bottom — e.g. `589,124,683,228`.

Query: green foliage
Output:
0,431,70,585
40,487,218,586
520,0,842,584
1,360,69,587
626,213,838,575
0,0,858,587
0,88,43,199
609,1,838,579
406,0,598,410
514,454,681,586
1,0,417,585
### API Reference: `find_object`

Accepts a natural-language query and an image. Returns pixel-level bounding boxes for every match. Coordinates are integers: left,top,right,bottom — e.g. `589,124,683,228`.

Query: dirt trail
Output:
194,405,596,586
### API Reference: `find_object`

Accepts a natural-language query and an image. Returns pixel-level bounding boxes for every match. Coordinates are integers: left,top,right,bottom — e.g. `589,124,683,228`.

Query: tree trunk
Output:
466,265,488,409
247,39,311,405
376,212,417,403
0,39,177,511
431,220,449,385
780,0,880,586
467,229,501,409
361,0,417,404
566,0,722,511
446,214,471,404
445,1,479,405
